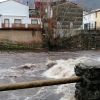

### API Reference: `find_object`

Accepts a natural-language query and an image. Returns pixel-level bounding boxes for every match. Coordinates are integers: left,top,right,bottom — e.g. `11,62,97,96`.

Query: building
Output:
83,9,100,30
83,10,96,30
43,1,83,37
95,9,100,30
0,0,42,29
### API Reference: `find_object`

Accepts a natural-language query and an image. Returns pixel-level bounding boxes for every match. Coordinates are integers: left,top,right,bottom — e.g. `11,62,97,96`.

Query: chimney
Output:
27,1,28,5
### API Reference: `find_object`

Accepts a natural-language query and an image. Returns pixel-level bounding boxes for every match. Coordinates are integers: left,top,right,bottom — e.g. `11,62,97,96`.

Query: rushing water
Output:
0,50,100,100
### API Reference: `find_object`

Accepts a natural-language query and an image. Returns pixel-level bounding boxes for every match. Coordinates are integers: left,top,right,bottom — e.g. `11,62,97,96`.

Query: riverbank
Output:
0,32,100,51
0,42,43,51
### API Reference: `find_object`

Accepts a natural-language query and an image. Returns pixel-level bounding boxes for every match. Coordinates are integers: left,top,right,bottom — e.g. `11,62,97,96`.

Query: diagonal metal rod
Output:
0,76,82,91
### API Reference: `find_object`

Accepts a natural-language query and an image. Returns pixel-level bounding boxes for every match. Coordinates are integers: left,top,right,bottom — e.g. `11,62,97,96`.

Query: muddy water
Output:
0,50,100,100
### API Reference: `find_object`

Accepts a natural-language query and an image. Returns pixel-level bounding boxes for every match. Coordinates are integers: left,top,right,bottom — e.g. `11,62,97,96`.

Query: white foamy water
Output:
44,57,94,79
44,57,97,100
0,63,37,79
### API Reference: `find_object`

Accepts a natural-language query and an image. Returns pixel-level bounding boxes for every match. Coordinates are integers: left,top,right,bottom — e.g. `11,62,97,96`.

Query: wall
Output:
0,30,43,44
0,0,29,17
0,17,1,28
52,2,83,36
96,11,100,29
83,12,96,30
1,15,42,28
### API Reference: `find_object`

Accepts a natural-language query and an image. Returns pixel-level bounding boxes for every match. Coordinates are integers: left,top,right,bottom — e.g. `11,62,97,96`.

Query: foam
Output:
44,57,93,79
44,57,95,100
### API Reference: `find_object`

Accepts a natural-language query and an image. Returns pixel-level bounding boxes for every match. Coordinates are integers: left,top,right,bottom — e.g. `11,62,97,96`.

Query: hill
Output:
70,0,100,11
17,0,100,11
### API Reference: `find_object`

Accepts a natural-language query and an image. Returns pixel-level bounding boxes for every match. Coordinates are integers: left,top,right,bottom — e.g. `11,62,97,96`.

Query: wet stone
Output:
75,61,100,100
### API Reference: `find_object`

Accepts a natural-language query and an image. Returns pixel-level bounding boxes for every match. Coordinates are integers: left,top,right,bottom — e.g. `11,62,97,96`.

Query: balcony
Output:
2,23,10,28
1,23,42,30
12,24,25,28
28,24,41,28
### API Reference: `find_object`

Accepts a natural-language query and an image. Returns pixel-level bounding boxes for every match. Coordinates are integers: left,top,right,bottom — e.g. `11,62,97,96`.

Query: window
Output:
31,19,38,24
92,23,93,28
84,24,88,30
90,15,91,18
96,12,97,18
44,23,49,27
14,19,21,26
4,19,9,27
70,22,73,28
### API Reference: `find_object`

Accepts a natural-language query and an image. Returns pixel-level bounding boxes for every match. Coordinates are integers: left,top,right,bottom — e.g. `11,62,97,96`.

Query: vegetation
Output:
0,42,43,51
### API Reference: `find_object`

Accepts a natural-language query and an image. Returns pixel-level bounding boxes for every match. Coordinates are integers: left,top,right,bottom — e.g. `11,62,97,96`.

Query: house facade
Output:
95,9,100,29
51,1,83,36
83,11,96,30
42,1,83,37
83,9,100,30
0,0,42,29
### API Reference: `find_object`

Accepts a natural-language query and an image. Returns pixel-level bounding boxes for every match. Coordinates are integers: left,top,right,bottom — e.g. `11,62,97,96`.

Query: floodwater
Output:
0,50,100,100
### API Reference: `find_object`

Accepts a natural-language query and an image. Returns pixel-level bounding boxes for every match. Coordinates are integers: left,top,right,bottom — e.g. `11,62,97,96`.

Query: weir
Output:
0,61,100,100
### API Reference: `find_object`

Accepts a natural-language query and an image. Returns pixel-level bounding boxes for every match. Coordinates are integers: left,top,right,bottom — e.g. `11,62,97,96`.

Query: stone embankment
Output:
75,62,100,100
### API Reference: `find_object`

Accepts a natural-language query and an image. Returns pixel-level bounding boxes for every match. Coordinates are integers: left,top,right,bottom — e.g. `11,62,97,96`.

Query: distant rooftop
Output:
84,8,100,15
91,8,100,12
29,9,40,16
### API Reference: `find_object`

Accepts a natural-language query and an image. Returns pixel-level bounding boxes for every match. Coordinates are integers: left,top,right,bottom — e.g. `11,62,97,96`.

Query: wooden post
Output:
0,76,82,91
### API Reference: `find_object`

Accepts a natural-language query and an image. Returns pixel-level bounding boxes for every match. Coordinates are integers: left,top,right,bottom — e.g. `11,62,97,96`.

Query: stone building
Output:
51,1,83,36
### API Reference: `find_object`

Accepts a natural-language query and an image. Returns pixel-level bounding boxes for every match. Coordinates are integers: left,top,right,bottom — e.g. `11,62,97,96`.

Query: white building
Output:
83,11,96,30
0,0,42,29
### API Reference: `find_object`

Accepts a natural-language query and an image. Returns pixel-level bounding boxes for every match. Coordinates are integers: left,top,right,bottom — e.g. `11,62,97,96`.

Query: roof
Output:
0,0,28,6
29,9,39,16
52,1,84,11
83,9,100,16
91,9,100,13
83,11,88,15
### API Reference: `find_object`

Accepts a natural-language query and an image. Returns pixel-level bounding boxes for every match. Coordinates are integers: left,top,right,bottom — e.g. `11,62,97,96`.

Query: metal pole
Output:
0,76,82,91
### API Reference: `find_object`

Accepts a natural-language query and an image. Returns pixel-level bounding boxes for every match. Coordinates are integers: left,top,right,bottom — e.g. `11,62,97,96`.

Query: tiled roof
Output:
52,1,84,11
84,9,100,15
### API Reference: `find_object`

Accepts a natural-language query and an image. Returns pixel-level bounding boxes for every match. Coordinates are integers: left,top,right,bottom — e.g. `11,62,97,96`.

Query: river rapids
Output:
0,50,100,100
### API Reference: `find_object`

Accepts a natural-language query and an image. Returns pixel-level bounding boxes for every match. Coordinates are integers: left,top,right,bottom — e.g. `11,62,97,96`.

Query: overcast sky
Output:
0,0,7,2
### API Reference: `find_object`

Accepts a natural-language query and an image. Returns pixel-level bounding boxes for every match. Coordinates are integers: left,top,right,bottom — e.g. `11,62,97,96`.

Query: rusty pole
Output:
0,76,82,91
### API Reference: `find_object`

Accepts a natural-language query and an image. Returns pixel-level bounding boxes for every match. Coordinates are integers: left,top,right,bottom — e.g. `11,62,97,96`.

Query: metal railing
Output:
0,76,82,91
1,23,41,29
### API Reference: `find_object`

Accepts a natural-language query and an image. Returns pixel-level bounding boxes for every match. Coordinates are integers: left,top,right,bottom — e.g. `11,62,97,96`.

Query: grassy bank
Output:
0,42,43,51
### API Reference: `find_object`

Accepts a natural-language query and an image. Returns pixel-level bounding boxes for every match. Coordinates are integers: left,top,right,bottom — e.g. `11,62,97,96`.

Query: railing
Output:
28,24,41,28
1,23,42,29
0,76,82,91
12,24,25,28
2,23,10,28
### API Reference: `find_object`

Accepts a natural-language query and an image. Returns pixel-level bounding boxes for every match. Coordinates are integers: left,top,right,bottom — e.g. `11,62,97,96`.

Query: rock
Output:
46,62,57,69
18,64,36,70
75,61,100,100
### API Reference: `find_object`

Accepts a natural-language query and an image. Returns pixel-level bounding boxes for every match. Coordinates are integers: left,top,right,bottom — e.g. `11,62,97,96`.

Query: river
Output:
0,50,100,100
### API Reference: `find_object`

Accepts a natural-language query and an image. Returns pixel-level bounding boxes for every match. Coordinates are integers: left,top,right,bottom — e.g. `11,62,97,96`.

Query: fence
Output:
0,76,82,91
1,23,42,30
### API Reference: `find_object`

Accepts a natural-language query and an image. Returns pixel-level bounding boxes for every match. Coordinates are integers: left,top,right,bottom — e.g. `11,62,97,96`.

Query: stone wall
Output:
75,62,100,100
